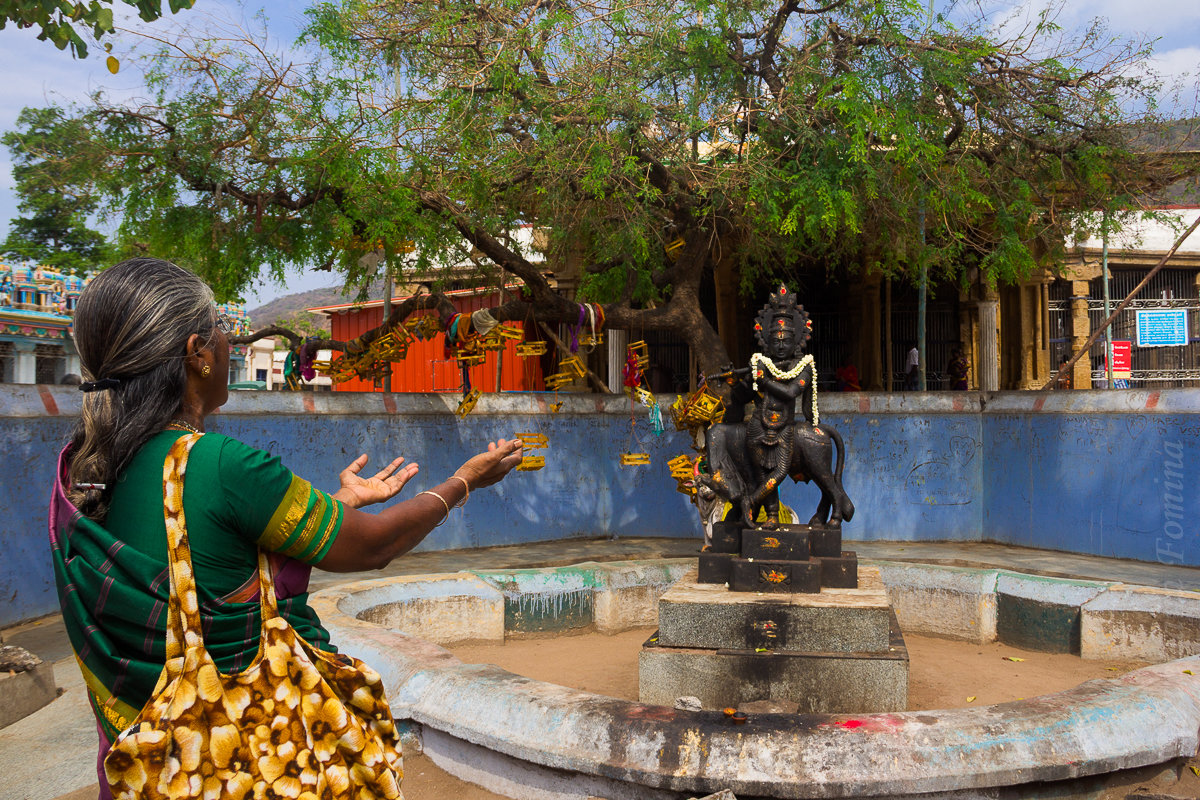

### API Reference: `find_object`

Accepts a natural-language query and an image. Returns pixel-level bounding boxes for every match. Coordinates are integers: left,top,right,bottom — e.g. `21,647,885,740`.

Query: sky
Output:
0,0,1198,307
0,0,333,308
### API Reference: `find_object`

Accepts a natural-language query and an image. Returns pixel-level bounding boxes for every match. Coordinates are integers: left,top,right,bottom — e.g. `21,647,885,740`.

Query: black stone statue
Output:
700,285,854,530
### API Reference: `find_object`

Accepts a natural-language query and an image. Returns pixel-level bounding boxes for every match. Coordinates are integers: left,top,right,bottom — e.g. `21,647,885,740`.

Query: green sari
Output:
49,431,344,748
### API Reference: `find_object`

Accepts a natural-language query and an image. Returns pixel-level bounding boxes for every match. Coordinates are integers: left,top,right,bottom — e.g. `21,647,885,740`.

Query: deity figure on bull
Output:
699,285,854,530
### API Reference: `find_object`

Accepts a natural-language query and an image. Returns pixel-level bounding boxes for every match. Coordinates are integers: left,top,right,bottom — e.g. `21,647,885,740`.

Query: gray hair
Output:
67,258,218,520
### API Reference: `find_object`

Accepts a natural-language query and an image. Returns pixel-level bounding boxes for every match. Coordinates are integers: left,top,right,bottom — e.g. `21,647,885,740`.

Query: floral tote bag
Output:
104,433,404,799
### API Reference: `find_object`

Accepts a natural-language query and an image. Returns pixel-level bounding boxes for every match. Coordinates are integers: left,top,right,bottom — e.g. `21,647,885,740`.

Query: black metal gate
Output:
1048,269,1200,388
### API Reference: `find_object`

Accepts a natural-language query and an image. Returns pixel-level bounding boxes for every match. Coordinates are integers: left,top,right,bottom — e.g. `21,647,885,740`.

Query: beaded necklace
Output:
167,419,203,435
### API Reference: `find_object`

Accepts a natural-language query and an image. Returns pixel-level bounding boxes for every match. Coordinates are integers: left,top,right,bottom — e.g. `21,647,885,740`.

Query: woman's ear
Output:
184,333,214,376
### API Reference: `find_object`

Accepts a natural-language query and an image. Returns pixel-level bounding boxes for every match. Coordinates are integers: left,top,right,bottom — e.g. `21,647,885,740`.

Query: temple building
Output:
302,205,1200,396
710,206,1200,393
0,263,86,383
0,261,254,385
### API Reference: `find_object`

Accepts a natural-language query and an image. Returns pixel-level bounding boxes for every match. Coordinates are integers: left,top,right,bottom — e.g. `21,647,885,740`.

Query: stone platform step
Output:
702,523,856,592
639,609,909,713
710,521,844,558
657,566,889,652
700,551,859,590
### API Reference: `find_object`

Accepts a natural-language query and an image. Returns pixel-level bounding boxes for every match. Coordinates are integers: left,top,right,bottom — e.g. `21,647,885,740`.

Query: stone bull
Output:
701,420,855,528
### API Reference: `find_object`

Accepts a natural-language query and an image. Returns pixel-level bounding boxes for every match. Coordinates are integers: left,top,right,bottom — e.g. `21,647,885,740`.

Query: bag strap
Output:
162,434,280,661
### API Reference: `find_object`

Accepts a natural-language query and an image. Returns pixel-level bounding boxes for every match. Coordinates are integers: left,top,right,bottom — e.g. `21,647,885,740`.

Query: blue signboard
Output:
1136,309,1189,347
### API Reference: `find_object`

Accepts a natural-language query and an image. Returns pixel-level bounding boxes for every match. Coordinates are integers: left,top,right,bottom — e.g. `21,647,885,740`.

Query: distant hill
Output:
248,277,404,333
248,286,346,333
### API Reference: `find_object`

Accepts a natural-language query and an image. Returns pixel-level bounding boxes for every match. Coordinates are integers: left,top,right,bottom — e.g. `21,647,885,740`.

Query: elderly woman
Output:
49,258,522,796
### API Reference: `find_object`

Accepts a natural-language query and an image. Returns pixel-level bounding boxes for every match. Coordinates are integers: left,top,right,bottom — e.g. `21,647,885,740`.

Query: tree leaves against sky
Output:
7,0,1195,369
0,0,195,58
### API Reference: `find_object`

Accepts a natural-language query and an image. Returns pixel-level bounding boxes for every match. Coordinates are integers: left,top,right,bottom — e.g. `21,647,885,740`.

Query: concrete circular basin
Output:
310,559,1200,799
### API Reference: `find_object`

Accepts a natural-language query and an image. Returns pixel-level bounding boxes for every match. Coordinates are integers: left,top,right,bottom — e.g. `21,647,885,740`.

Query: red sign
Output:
1110,341,1131,379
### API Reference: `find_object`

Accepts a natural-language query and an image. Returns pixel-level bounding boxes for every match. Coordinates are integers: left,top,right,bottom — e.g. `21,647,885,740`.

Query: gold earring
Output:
201,365,211,377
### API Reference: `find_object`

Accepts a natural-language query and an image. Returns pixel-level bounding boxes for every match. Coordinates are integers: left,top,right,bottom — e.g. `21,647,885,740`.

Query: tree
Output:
22,0,1196,382
270,312,328,346
0,0,195,58
2,106,113,274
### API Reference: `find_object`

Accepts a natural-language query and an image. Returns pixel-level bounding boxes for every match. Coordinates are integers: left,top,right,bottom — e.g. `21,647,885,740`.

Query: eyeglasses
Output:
215,313,235,335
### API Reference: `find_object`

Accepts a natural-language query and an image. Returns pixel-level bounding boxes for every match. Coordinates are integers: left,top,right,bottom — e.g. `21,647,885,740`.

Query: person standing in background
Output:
904,343,919,390
947,348,969,390
1056,358,1073,390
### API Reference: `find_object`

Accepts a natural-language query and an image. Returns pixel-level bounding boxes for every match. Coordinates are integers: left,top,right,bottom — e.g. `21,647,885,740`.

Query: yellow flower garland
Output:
750,352,819,426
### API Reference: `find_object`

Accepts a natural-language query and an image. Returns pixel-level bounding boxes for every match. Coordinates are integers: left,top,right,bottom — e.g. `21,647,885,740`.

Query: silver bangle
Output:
448,475,470,507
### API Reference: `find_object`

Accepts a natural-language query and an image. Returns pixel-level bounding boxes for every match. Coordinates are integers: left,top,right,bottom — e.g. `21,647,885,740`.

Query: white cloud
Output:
1149,46,1200,86
0,2,327,302
960,0,1199,61
1065,0,1200,40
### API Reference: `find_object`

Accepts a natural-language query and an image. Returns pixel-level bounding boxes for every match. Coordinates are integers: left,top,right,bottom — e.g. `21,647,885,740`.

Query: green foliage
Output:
0,0,195,58
2,106,112,274
14,0,1191,366
271,312,327,343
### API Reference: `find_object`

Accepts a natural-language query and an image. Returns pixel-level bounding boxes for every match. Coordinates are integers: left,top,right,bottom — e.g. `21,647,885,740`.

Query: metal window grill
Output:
1048,269,1200,387
34,343,65,385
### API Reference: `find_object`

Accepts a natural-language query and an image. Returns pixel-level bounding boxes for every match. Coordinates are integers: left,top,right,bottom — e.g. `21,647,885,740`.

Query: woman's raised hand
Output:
334,454,419,509
453,438,524,490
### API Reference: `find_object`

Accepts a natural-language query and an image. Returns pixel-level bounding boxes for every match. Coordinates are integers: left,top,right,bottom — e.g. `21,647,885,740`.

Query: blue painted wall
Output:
982,393,1200,568
2,386,1197,627
789,408,983,541
0,388,703,627
0,413,76,629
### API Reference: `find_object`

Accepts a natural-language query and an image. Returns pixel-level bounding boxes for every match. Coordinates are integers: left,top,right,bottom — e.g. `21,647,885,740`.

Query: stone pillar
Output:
1069,279,1091,390
958,305,974,389
854,273,883,390
66,352,81,378
1011,276,1053,390
978,299,999,392
13,341,36,384
1018,284,1041,388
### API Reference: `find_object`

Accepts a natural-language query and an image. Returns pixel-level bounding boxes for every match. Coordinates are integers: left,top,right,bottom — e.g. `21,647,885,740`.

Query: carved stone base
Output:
657,567,892,652
741,528,810,561
640,567,908,712
698,552,733,584
709,521,742,554
639,617,908,713
729,558,821,593
805,523,843,558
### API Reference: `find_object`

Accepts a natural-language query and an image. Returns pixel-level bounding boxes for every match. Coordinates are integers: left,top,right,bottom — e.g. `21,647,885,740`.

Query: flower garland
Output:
750,352,819,426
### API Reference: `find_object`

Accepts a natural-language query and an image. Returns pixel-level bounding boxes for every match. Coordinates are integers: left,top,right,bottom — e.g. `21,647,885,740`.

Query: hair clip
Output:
79,378,120,392
74,482,107,490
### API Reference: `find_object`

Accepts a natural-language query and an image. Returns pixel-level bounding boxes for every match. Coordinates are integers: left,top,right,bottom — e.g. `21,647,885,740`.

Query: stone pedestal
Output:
639,566,908,713
700,522,858,594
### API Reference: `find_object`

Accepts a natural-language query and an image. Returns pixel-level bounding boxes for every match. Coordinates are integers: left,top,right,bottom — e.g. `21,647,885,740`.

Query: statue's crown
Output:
754,284,810,353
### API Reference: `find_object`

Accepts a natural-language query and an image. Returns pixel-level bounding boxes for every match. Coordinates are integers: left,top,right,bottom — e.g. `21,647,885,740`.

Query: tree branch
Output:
537,320,609,393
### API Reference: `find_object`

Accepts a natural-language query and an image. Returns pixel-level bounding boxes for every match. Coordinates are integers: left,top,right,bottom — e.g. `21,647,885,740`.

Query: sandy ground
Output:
447,627,1148,711
53,629,1185,800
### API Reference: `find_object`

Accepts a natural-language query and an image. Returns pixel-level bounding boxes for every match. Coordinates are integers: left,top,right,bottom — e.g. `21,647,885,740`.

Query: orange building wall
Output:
326,293,545,393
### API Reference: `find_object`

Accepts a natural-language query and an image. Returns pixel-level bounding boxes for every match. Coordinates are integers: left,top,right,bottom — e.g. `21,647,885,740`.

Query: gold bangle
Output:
418,490,450,526
448,475,470,507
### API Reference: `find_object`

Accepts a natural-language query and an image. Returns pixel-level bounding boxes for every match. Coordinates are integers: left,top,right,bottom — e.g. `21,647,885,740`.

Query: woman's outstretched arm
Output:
316,438,523,572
